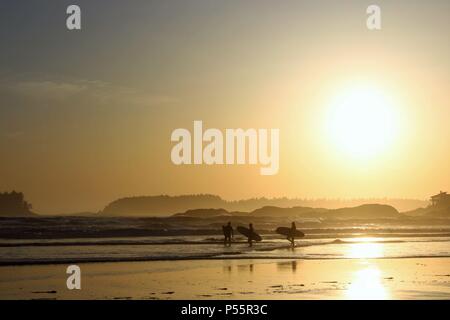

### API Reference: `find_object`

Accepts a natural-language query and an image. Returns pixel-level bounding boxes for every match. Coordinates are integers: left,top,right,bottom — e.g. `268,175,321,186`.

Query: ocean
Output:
2,224,450,265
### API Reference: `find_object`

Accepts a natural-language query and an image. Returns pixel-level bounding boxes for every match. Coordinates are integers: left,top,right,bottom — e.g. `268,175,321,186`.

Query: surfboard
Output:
276,227,305,238
237,226,262,242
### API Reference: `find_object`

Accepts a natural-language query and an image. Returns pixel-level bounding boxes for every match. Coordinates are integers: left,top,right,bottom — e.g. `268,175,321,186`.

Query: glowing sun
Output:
326,85,399,159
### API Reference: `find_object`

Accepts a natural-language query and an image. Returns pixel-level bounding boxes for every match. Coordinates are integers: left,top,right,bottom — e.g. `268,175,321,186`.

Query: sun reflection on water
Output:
347,239,384,259
344,239,389,299
345,267,389,300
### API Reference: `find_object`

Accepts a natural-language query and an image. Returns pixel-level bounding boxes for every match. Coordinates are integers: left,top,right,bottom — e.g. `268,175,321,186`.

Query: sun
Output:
325,85,399,159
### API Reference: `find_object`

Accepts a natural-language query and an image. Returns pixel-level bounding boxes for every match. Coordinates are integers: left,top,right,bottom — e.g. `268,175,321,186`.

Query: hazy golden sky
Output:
0,0,449,213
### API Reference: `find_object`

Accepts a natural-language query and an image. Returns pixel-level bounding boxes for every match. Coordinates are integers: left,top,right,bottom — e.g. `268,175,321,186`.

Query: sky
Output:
0,0,449,214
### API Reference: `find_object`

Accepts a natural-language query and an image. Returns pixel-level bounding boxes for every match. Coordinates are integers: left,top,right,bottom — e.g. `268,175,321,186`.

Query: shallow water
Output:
1,233,450,265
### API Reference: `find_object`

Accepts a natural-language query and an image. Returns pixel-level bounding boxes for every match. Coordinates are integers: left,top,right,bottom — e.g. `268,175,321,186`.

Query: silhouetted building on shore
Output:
430,191,450,207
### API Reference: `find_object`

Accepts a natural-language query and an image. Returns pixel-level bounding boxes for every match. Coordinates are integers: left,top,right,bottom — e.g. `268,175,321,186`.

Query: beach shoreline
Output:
1,257,450,300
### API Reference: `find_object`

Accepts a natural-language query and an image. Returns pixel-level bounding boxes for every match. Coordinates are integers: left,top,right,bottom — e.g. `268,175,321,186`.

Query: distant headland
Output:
100,194,432,217
2,191,447,218
0,191,34,217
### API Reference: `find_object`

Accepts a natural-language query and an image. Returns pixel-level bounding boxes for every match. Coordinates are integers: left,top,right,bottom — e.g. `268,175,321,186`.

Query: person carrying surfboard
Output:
288,222,297,247
276,223,304,247
248,223,255,247
222,222,234,246
236,224,262,247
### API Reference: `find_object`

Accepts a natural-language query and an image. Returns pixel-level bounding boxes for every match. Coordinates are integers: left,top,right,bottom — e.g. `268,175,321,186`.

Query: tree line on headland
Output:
0,191,34,216
1,192,447,218
101,194,428,216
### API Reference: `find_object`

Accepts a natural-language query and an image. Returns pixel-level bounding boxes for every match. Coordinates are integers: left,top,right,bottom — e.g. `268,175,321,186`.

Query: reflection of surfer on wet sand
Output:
222,222,234,246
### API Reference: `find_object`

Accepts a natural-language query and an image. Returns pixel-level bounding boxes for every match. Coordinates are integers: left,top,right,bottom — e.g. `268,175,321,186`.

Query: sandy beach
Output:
1,257,449,300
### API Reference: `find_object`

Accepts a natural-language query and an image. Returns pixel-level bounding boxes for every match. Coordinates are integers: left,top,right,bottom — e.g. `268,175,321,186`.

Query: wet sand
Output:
1,258,450,300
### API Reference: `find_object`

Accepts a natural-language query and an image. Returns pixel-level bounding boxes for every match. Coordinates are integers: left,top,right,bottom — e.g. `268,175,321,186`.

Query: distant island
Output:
1,191,449,219
101,194,429,216
174,204,402,220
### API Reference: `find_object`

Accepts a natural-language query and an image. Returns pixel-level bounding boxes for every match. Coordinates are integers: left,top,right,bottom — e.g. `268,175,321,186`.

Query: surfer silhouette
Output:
248,223,254,247
236,224,262,247
276,223,304,247
288,222,297,247
222,222,234,246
